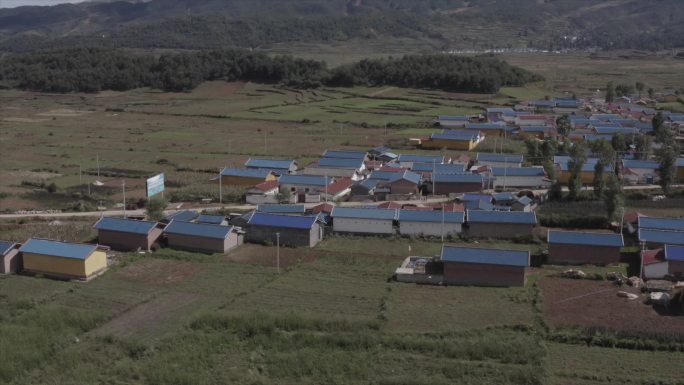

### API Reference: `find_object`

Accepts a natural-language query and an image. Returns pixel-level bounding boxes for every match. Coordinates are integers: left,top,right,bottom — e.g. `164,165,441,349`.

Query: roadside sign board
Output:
146,173,165,198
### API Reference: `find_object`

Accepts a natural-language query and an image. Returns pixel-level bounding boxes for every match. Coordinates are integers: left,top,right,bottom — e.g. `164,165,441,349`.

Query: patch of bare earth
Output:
117,259,202,285
90,291,200,338
540,276,683,336
225,244,317,268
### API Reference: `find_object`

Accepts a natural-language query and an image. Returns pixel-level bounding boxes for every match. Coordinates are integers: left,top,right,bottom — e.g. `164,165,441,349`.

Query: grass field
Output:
2,234,681,384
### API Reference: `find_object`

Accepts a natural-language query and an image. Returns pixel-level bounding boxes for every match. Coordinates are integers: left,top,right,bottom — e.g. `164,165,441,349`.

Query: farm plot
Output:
539,276,683,337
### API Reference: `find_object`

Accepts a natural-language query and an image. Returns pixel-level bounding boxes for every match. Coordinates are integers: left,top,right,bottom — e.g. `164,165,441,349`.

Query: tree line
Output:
0,48,542,93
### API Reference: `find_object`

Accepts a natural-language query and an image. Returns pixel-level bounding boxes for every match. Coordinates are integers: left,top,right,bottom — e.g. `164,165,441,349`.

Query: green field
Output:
1,234,681,385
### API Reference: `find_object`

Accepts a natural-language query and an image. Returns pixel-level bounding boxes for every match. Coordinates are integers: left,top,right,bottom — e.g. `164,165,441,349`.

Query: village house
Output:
475,153,523,168
491,167,549,188
515,115,548,126
621,159,660,184
555,160,612,185
466,210,537,239
432,173,484,195
303,157,366,179
511,195,533,212
642,245,684,279
0,240,21,274
435,115,470,127
196,215,228,226
398,210,464,237
163,220,243,253
547,230,624,265
384,170,422,195
164,210,199,223
464,122,512,137
278,175,335,203
256,204,306,215
216,168,277,186
637,216,684,247
317,177,354,201
331,207,397,235
93,217,164,252
246,212,323,247
246,180,280,204
244,158,298,174
421,130,484,151
18,238,109,280
322,149,369,161
397,154,447,168
518,126,551,139
440,245,530,287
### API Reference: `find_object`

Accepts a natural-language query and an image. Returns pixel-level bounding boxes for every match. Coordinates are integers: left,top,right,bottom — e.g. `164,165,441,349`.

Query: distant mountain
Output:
1,0,682,52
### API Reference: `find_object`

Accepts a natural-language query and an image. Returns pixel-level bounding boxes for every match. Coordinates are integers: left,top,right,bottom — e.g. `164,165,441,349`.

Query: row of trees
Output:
0,48,542,93
605,81,655,102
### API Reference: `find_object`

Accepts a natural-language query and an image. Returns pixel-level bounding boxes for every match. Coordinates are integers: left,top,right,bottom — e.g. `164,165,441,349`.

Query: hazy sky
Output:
0,0,86,8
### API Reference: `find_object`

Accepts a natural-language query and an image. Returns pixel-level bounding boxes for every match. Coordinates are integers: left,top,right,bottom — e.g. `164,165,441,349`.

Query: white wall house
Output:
331,208,397,235
398,210,464,237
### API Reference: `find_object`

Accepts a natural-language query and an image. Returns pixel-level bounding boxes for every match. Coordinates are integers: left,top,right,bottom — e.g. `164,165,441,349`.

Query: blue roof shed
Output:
248,212,318,230
467,210,536,225
19,238,102,260
331,207,398,220
94,217,159,235
548,230,624,247
164,221,234,240
398,210,464,223
441,245,529,267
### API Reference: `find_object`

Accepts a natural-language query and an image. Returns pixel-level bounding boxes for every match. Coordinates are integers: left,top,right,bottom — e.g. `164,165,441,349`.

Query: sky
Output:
0,0,86,8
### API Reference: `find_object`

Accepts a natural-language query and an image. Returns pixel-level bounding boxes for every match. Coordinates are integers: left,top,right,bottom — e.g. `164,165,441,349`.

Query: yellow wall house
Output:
213,168,277,186
555,163,614,185
421,131,484,151
19,238,109,281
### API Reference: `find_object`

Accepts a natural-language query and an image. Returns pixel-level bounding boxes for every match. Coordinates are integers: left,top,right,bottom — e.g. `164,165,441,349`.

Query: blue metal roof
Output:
491,167,545,177
431,133,478,141
476,153,523,163
323,150,367,159
557,162,614,172
94,217,158,235
248,212,318,230
245,158,294,170
486,108,515,114
368,171,401,180
434,174,483,183
548,230,624,247
465,123,507,130
493,192,516,202
196,215,226,224
398,154,444,163
591,114,622,121
411,163,467,173
553,156,600,165
440,245,529,267
438,115,469,121
594,127,638,135
388,171,422,185
166,210,199,222
398,210,464,223
638,229,684,245
516,196,533,206
622,160,660,169
19,238,98,260
257,204,306,214
520,126,549,132
221,168,272,178
638,217,684,231
164,220,233,240
465,199,495,211
677,158,684,167
462,193,493,202
331,207,397,220
0,240,17,256
664,245,684,261
279,175,330,187
318,158,364,169
467,210,537,225
555,100,579,108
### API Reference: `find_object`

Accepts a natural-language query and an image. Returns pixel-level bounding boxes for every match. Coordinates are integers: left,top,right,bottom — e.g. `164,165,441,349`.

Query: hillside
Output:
0,0,683,53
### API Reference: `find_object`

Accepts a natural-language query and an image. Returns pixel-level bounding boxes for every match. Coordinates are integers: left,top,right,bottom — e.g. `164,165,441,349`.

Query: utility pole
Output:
122,180,126,218
79,164,82,187
324,174,328,203
219,167,223,204
503,157,508,190
264,131,267,153
96,154,100,178
276,232,280,274
441,203,445,242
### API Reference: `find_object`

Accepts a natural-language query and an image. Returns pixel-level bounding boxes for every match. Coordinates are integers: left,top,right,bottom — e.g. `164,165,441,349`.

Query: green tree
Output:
652,112,668,143
146,197,168,221
277,188,292,204
633,134,652,160
548,181,563,201
593,161,605,198
540,140,557,163
657,146,678,194
543,160,556,181
589,139,615,166
611,133,628,153
647,88,655,99
605,81,615,103
604,174,623,221
555,114,571,137
635,81,645,98
567,144,586,200
525,138,542,165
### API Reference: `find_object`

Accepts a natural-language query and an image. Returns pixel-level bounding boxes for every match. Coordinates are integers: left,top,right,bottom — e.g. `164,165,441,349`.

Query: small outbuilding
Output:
433,173,484,195
466,210,536,239
246,212,323,247
0,240,21,274
440,245,530,287
666,244,684,277
331,207,397,235
547,230,624,265
398,210,464,237
93,217,164,251
196,214,229,226
164,220,243,253
18,238,109,280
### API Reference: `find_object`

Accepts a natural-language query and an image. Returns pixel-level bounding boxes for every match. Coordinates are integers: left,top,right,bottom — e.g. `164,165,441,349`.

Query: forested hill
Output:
0,48,542,93
0,0,683,52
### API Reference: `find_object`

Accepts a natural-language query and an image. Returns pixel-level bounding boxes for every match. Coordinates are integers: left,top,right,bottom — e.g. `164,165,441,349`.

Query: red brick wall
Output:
435,182,482,194
98,230,160,251
467,223,534,239
443,262,526,286
548,244,621,265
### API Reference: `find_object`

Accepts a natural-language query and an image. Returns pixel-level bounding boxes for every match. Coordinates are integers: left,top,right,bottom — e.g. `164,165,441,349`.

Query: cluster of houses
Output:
220,149,558,206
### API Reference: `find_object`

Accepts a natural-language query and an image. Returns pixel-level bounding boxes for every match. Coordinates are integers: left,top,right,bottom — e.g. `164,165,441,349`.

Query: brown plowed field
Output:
540,276,683,336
